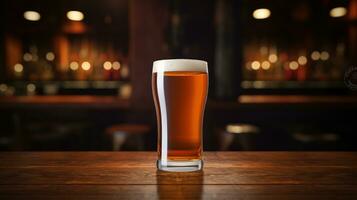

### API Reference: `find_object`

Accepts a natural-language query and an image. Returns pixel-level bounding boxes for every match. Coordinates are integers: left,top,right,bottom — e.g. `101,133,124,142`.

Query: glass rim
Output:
153,59,208,73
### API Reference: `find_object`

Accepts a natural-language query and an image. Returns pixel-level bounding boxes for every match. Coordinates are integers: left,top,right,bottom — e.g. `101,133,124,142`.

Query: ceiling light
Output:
67,11,84,21
24,11,41,21
330,7,347,18
253,8,271,19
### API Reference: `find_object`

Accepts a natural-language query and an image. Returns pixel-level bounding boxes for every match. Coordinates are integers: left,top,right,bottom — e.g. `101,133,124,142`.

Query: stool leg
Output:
113,132,127,151
238,135,255,151
220,131,234,151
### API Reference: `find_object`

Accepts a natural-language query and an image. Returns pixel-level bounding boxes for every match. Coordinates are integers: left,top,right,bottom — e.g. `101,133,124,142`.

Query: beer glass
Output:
152,59,208,172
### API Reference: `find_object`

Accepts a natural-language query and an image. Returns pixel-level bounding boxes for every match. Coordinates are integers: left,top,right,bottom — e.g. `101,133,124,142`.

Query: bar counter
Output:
0,152,356,199
0,95,130,109
1,95,357,109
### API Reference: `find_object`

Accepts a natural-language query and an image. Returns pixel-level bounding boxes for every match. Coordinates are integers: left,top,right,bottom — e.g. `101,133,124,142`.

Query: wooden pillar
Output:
53,34,70,74
349,0,357,63
4,34,22,78
214,0,241,99
129,0,169,110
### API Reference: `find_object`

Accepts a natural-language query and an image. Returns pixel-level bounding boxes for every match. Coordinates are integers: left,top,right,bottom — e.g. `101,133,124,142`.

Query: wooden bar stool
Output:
106,124,150,151
220,123,260,151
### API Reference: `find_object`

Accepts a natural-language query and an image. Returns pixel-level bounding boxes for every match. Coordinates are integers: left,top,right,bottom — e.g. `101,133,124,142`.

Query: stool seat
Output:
226,124,259,134
221,123,260,151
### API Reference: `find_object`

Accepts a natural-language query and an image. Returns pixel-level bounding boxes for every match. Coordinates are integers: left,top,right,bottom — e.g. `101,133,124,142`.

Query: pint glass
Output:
152,59,208,172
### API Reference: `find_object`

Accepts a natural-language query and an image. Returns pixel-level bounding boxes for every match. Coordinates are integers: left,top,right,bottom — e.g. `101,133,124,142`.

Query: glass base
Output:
157,159,203,172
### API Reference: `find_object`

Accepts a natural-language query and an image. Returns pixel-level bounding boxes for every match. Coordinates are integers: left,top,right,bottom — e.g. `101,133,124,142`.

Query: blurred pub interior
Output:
0,0,356,151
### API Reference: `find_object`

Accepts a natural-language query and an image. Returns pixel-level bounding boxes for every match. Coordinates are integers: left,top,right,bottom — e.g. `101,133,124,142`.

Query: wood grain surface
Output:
0,152,356,199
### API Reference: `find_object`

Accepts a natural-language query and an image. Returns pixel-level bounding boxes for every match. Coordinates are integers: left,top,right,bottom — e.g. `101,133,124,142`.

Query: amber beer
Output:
152,59,208,172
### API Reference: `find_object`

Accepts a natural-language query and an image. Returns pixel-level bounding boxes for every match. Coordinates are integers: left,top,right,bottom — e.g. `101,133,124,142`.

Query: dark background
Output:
0,0,356,151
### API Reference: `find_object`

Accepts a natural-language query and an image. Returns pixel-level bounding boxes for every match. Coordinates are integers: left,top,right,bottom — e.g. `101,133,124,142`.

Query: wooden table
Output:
0,152,356,199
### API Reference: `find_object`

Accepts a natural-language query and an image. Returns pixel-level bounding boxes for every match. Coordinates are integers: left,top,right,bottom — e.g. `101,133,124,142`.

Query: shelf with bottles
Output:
0,80,132,98
2,36,132,97
2,37,131,97
241,41,349,90
6,36,130,81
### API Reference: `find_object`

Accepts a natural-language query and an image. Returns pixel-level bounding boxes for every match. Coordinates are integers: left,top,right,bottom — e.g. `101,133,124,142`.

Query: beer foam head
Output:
153,59,208,73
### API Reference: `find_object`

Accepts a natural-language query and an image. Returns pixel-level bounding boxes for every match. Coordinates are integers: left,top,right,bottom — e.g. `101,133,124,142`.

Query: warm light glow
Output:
81,61,91,71
69,61,79,70
320,51,330,60
24,11,41,21
297,56,307,65
0,84,8,92
260,46,268,55
46,52,55,61
311,51,320,61
330,7,347,18
245,62,252,70
261,61,271,70
289,61,299,70
32,55,38,61
23,53,32,62
253,8,271,19
112,61,121,70
268,54,278,63
251,61,260,70
14,63,23,73
120,84,132,99
103,61,112,70
27,84,36,92
121,65,130,78
67,11,84,21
